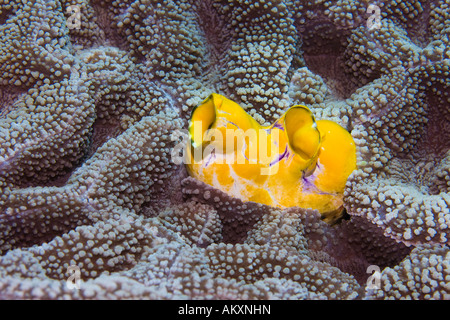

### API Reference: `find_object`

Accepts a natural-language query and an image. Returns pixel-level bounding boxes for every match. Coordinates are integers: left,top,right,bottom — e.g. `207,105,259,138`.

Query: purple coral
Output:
0,0,449,300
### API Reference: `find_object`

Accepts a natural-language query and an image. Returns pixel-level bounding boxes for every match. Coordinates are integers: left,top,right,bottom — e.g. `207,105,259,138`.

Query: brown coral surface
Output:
0,0,449,300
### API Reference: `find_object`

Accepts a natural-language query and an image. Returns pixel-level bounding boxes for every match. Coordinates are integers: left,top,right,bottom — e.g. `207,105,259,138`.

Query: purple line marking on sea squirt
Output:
301,173,320,194
272,120,284,131
241,140,250,161
204,150,216,167
269,145,289,167
301,171,335,195
225,119,239,129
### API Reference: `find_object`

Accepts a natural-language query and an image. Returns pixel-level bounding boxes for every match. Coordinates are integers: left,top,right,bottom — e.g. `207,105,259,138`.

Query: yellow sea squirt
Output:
186,94,356,224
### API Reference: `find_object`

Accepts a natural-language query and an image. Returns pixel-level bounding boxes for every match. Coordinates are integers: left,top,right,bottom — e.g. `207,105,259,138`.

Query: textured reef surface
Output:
0,0,449,299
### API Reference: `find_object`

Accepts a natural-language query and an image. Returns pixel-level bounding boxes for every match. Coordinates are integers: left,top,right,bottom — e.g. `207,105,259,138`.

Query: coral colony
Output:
0,0,449,300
